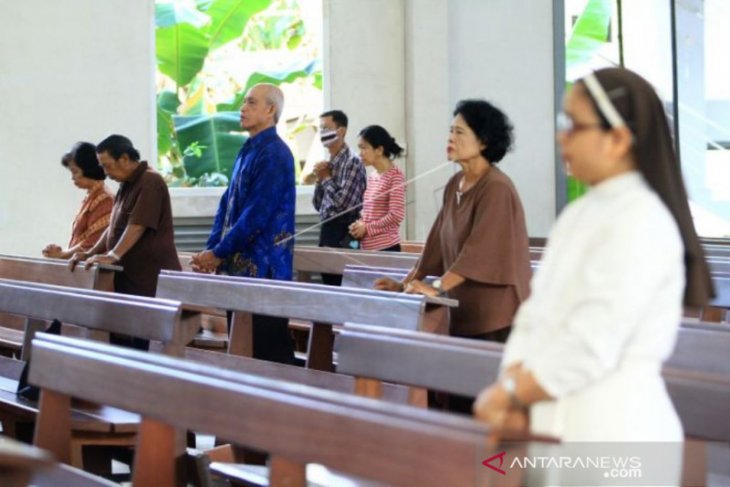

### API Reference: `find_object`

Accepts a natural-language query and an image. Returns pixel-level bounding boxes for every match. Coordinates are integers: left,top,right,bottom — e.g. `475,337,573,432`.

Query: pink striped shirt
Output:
361,166,406,250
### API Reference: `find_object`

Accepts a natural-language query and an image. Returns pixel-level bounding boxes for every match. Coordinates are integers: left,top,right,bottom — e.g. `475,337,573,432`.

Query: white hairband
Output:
583,73,626,129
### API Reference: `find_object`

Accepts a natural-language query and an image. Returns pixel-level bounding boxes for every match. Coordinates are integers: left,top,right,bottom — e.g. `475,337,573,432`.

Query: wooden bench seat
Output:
0,327,24,356
0,278,188,473
336,322,730,396
31,462,119,487
177,347,409,404
31,333,550,487
207,462,385,487
0,254,119,290
156,270,456,371
0,420,116,487
333,324,730,485
205,322,730,486
294,246,421,277
0,255,122,361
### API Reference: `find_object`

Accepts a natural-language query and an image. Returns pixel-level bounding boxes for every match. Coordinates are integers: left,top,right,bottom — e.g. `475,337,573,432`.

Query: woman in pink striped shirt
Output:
348,125,406,251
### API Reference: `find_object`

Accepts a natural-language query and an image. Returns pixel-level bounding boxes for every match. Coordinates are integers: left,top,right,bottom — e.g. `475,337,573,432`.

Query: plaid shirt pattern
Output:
313,145,366,221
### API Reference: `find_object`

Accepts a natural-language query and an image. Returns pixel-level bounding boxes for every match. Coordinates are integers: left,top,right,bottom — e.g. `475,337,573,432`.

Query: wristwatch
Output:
502,376,527,410
432,279,447,297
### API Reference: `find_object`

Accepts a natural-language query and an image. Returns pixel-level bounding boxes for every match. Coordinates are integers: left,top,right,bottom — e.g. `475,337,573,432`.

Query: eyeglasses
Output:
556,112,604,135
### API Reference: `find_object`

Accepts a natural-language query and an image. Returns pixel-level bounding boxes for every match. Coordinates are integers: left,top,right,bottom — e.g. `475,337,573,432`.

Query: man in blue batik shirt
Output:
191,83,296,364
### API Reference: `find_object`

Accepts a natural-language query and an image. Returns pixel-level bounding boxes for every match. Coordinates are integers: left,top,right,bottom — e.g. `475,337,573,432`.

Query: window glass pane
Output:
676,0,730,237
154,0,323,188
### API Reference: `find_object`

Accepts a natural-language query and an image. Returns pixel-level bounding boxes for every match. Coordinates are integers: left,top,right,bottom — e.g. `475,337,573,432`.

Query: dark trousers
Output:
226,311,296,365
380,243,401,252
318,216,353,286
437,326,513,415
110,334,150,351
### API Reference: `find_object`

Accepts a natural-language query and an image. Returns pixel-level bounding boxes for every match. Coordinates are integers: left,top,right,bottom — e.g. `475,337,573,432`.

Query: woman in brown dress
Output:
375,99,532,344
42,142,113,259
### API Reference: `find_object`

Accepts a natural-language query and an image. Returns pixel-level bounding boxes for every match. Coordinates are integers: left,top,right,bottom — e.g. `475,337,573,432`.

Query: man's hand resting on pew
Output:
190,250,222,273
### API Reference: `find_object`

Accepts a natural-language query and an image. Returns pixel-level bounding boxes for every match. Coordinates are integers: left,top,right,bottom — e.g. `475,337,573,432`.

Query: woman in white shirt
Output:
473,68,714,446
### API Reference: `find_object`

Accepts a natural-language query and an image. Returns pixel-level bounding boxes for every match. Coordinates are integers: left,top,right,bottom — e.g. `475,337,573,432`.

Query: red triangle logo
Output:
482,451,507,475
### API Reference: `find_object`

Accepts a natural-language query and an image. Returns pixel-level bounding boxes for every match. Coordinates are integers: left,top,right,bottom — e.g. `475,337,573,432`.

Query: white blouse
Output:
503,171,685,442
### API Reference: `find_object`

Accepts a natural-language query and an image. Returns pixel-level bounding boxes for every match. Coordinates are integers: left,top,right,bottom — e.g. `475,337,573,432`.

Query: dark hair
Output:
70,142,105,180
578,68,714,306
358,125,404,159
453,99,514,163
60,151,73,168
96,134,140,161
320,110,348,128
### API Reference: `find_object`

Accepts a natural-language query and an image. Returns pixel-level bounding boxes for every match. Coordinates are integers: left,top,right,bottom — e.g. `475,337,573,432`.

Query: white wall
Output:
0,0,155,256
0,0,558,257
327,0,558,239
448,0,557,237
405,0,453,240
323,0,406,156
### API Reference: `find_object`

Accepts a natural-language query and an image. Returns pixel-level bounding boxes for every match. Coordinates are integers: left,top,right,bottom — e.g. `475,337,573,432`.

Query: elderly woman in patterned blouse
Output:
42,142,113,259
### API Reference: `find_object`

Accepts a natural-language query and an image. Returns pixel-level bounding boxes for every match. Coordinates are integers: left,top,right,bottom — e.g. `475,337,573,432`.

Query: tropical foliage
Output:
565,0,615,201
155,0,322,187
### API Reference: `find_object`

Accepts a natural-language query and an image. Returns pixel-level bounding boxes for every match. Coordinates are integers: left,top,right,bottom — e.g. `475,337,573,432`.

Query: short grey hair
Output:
257,83,284,124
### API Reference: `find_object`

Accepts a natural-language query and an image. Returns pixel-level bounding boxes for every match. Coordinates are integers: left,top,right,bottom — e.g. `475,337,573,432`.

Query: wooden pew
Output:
198,320,730,486
397,240,547,259
0,254,121,359
336,322,730,397
343,263,730,325
700,275,730,323
341,264,430,289
294,246,420,281
0,278,191,472
703,243,730,259
708,258,730,275
173,347,410,403
669,322,730,374
399,240,424,253
334,325,730,484
156,270,456,371
0,255,118,290
0,435,118,487
0,435,54,487
30,333,548,487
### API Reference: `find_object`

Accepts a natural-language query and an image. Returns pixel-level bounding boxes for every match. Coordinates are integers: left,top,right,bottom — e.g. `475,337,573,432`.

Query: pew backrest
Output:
0,279,186,355
0,255,119,291
156,270,453,332
710,276,730,308
335,324,730,441
294,246,420,276
30,334,524,487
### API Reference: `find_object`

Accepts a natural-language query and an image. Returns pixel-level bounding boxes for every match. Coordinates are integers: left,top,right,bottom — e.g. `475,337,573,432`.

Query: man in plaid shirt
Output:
312,109,367,285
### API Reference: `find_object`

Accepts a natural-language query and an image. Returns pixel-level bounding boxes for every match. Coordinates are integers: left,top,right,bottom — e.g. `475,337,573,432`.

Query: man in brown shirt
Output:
70,135,181,348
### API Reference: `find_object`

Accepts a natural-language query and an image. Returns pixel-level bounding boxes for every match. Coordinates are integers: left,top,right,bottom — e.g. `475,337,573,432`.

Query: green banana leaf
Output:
216,59,321,112
173,111,246,179
155,0,209,28
566,0,612,71
157,91,181,156
156,21,210,87
243,59,320,94
564,0,613,201
206,0,272,49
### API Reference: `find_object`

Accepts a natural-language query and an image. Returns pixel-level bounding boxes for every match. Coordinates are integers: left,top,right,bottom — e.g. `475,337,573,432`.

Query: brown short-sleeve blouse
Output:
418,167,532,336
